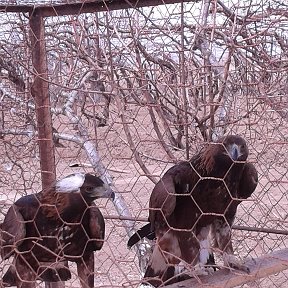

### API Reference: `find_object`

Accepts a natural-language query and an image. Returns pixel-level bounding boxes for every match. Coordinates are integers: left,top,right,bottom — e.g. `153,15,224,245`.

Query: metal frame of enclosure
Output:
0,0,287,287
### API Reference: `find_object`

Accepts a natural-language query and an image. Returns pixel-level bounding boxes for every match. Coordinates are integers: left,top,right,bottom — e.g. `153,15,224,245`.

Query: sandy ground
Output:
0,102,287,288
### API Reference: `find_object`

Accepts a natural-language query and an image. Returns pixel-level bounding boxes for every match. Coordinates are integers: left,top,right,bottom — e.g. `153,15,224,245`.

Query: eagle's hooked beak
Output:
93,183,115,200
229,143,241,161
109,188,116,201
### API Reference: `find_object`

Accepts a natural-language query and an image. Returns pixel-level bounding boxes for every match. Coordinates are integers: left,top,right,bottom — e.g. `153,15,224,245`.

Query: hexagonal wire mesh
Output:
0,0,287,287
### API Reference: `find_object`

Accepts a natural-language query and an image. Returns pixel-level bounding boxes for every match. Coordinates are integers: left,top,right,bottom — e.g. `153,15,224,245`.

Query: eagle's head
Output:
220,135,249,162
55,173,115,200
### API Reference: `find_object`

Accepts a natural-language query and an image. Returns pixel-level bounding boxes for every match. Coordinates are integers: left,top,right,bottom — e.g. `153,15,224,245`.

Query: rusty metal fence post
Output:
29,8,56,188
29,9,62,288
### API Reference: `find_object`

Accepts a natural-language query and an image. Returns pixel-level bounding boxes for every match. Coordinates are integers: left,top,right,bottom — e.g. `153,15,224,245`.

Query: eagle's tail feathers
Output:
127,223,155,248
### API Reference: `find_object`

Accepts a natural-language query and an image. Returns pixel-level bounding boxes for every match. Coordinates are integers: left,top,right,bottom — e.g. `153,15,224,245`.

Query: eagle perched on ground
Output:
128,135,258,287
0,173,114,288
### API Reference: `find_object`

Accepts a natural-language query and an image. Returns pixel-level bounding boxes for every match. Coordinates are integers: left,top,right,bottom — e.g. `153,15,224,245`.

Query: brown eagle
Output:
128,135,258,287
0,173,114,288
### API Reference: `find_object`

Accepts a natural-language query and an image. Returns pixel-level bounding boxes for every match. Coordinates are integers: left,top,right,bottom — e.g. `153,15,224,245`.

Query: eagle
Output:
0,173,114,288
128,135,258,287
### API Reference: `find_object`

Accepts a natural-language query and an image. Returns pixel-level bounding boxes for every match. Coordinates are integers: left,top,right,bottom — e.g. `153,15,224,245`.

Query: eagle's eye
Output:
85,186,94,193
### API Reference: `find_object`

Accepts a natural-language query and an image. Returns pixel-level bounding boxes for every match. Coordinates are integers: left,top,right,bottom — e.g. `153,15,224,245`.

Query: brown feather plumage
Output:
128,135,258,287
0,173,113,288
38,190,73,219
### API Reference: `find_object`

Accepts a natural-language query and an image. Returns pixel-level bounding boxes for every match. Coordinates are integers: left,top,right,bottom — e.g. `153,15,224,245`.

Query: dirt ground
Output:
0,103,287,288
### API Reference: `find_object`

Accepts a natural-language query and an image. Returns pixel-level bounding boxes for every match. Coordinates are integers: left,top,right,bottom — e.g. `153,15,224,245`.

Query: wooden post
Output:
29,8,56,189
164,248,288,288
29,8,63,288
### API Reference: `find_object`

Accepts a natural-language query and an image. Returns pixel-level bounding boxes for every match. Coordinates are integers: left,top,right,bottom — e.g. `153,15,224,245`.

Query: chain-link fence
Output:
0,0,287,287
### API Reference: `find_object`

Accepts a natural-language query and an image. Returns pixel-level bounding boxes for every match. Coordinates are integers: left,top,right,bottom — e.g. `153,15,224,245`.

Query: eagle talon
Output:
228,263,250,273
193,263,215,276
224,254,250,273
203,266,216,275
179,263,215,278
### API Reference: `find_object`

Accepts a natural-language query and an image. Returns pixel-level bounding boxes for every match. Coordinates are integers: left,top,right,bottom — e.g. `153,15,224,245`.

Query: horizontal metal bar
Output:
0,4,33,13
0,0,199,16
103,214,288,235
1,201,286,235
232,224,288,236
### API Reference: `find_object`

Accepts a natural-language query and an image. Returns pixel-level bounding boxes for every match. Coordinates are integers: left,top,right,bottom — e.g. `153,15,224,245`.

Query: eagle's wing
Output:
127,162,199,249
149,161,198,230
149,174,176,229
238,162,258,199
1,204,25,259
143,162,203,286
1,202,36,287
211,162,258,272
76,204,105,288
88,204,105,250
1,195,71,285
127,173,177,248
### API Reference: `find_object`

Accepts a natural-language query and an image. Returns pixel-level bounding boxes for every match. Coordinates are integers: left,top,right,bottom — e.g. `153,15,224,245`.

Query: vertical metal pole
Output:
29,8,56,189
180,1,190,159
29,9,63,288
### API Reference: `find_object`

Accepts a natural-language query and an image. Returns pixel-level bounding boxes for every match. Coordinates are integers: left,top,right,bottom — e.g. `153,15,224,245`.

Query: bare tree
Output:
0,0,287,286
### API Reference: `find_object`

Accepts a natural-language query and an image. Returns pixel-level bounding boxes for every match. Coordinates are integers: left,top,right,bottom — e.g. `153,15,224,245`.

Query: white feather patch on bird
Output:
55,173,85,193
199,239,210,265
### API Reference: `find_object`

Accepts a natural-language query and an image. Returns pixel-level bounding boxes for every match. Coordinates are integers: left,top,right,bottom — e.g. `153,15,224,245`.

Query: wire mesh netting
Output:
0,0,287,287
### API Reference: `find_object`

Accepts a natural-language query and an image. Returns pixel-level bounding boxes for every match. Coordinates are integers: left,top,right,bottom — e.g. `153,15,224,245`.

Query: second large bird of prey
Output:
128,135,258,287
1,173,114,288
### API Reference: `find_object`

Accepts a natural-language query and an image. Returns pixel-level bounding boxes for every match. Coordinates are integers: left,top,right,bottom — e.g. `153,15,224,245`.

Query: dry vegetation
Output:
0,0,287,287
